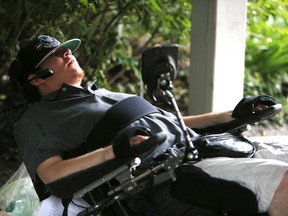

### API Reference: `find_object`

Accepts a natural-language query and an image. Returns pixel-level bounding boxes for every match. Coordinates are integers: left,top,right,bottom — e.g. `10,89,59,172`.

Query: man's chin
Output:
79,69,85,80
73,68,85,79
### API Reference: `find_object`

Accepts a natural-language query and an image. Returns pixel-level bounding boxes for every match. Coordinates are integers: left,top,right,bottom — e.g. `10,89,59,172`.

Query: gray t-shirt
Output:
14,83,198,180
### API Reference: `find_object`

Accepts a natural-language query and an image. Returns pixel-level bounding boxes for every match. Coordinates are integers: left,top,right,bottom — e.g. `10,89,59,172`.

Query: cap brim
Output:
58,38,81,53
35,38,81,68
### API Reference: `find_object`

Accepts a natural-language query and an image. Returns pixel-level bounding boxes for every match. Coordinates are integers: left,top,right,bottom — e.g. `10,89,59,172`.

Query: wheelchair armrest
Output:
47,131,167,199
193,103,283,135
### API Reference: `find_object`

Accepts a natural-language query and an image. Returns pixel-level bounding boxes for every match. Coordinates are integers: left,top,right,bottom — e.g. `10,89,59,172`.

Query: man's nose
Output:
64,49,72,57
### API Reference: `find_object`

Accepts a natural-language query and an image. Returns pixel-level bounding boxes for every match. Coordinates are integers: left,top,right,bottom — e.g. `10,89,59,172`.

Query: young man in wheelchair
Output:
8,35,288,216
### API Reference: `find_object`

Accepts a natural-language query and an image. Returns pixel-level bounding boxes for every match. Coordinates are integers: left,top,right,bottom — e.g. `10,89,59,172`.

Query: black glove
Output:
232,95,277,121
112,127,166,164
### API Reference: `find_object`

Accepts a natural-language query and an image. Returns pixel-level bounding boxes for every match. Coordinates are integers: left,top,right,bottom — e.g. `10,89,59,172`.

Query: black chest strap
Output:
63,96,160,159
86,96,160,148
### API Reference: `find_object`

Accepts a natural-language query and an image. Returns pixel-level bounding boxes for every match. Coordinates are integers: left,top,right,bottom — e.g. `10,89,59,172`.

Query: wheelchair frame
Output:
47,46,282,216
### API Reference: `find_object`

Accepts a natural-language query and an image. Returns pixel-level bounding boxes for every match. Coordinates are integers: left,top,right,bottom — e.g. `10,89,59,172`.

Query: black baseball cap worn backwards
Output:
8,35,81,86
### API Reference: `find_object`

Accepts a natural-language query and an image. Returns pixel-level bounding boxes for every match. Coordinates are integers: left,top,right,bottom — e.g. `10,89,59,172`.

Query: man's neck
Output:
41,83,88,101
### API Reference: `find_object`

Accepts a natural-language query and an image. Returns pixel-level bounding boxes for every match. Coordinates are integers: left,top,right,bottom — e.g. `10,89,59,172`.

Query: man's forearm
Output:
37,145,115,184
183,111,233,129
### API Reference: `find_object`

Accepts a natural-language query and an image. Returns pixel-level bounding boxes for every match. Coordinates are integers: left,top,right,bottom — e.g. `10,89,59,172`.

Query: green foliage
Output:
246,0,288,123
1,0,288,123
0,0,192,134
0,0,191,94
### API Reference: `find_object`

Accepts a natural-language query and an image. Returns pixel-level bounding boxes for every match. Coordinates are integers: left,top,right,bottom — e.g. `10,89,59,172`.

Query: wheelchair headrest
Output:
141,44,178,101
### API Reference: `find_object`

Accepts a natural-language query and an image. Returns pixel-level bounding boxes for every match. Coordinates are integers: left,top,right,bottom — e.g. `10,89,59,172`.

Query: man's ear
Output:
28,74,44,86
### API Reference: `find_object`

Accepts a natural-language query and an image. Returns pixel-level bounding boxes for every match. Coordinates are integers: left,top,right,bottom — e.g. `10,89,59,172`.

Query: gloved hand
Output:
112,127,166,163
232,95,277,122
193,95,281,135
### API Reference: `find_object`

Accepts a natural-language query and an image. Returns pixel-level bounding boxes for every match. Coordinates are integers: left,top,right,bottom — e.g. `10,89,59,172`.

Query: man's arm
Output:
37,146,115,184
183,95,276,129
37,135,149,184
183,111,233,129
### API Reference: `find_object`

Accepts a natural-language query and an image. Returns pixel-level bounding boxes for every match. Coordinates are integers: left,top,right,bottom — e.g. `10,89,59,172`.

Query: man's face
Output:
38,48,85,90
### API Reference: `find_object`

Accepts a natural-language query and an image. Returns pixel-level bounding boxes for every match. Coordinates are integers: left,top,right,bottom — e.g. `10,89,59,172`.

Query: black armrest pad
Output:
193,104,282,135
46,159,127,199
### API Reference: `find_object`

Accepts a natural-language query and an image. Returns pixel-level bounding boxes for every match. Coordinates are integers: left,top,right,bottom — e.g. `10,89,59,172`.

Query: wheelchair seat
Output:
46,155,262,216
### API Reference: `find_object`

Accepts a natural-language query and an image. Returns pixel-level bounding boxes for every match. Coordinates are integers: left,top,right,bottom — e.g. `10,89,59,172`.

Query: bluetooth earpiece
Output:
36,69,54,80
28,69,54,82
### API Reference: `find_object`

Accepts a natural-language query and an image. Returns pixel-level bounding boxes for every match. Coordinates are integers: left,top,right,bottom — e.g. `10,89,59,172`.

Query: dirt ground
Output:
0,122,287,189
244,122,288,137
